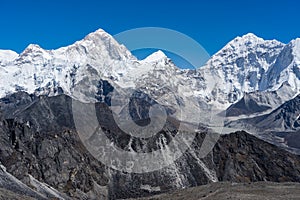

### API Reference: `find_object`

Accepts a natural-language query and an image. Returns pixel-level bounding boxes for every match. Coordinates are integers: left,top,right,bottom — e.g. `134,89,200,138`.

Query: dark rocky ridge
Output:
226,94,271,117
225,82,295,117
0,92,300,199
226,94,300,152
229,94,300,131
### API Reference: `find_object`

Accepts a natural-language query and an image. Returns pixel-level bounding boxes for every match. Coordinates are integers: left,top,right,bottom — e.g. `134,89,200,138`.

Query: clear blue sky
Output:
1,0,300,64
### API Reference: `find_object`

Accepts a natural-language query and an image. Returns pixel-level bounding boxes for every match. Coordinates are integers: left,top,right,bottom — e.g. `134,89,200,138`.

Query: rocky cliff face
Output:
228,94,300,132
226,93,300,154
0,93,300,199
225,82,296,117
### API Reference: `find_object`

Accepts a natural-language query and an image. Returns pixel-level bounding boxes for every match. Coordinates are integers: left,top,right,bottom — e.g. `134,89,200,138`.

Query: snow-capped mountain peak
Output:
240,32,262,40
16,43,52,65
0,29,138,99
221,33,282,54
83,28,115,41
54,28,135,63
142,50,168,63
195,33,287,106
227,33,263,48
23,43,43,51
0,29,300,116
20,44,49,56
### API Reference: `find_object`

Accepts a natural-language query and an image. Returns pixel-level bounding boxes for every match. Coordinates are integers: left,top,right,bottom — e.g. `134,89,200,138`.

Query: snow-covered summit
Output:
0,29,300,113
192,33,289,106
235,33,264,43
142,50,168,63
70,28,134,60
23,44,43,52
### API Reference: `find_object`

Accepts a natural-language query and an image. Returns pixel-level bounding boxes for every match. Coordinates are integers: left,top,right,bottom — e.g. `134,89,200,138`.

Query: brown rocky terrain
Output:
0,92,300,199
126,182,300,200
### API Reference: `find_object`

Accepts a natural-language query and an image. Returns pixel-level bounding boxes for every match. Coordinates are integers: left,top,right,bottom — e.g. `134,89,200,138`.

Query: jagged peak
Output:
20,44,45,55
18,29,114,55
211,33,284,58
83,28,112,41
229,33,283,47
57,28,134,60
142,50,168,62
241,32,262,40
17,43,52,62
230,33,265,46
79,28,123,49
25,44,42,50
290,38,300,45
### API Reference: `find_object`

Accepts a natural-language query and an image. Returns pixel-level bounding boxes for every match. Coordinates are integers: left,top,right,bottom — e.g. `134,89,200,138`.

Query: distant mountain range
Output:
1,29,300,199
1,29,300,148
1,30,300,107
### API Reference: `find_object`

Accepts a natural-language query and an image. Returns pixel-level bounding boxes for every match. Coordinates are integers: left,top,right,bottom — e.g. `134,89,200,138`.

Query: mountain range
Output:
1,29,300,144
1,29,300,199
0,30,297,102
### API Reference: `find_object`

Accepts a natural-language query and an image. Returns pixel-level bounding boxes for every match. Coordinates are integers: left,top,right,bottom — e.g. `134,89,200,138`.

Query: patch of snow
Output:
140,184,161,192
0,50,18,66
189,150,218,182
